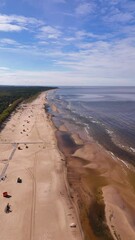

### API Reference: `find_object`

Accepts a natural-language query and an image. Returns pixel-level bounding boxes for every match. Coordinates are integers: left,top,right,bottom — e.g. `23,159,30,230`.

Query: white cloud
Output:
63,37,76,42
75,30,101,39
37,26,62,39
0,67,10,71
0,14,43,32
121,25,135,37
0,38,18,45
0,23,26,32
0,67,134,86
52,37,135,85
1,36,135,86
105,12,134,23
75,2,96,16
0,9,135,86
0,27,135,86
0,70,85,86
38,41,49,45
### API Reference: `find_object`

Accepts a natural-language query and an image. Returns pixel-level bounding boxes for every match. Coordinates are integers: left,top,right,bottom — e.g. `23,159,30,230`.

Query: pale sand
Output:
0,92,83,240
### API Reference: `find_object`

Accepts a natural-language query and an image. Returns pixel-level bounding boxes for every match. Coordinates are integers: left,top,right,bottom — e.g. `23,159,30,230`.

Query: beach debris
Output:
5,203,12,213
17,177,22,183
3,192,12,198
61,158,65,161
18,146,22,150
1,175,7,181
3,192,8,197
70,223,76,228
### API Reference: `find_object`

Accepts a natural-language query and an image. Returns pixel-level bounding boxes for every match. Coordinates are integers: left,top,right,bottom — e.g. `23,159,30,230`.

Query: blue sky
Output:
0,0,135,86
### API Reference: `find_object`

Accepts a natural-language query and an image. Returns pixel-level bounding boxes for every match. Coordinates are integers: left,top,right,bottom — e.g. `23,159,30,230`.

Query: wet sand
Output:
0,92,83,240
53,110,135,240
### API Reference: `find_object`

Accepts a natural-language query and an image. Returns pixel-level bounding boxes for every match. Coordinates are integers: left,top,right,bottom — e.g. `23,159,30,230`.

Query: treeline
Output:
0,98,22,125
0,85,57,125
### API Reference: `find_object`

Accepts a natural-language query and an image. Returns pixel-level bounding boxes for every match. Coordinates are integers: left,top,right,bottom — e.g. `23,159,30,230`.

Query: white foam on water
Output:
91,120,100,124
84,123,90,135
130,147,135,153
119,159,131,169
106,129,113,135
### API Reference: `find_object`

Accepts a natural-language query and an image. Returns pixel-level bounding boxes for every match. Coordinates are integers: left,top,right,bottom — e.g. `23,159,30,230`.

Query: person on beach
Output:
5,203,11,213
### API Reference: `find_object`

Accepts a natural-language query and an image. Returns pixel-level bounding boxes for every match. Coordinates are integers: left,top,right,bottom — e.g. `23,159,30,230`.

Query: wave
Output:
47,87,135,165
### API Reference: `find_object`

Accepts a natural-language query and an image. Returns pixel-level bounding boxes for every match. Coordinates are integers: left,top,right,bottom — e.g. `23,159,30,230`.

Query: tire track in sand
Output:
26,153,37,240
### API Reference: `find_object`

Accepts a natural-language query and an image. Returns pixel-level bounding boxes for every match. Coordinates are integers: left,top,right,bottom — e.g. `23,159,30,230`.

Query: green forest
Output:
0,86,56,125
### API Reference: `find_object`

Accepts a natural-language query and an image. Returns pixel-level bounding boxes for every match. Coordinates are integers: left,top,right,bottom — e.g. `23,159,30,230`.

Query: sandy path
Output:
0,92,83,240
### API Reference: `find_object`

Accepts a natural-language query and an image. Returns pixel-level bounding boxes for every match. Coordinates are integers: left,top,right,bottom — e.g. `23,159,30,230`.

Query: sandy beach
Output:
1,91,135,240
0,92,83,240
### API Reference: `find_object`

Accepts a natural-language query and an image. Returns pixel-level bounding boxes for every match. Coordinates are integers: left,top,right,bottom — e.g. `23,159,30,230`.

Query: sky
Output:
0,0,135,86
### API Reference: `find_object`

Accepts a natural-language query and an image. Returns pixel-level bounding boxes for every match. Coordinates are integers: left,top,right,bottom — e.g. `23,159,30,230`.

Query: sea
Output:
47,86,135,165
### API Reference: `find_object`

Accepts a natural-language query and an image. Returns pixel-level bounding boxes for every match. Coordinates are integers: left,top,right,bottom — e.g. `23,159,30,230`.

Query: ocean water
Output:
48,87,135,163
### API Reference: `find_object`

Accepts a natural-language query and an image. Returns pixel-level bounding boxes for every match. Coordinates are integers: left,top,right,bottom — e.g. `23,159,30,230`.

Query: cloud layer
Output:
0,0,135,86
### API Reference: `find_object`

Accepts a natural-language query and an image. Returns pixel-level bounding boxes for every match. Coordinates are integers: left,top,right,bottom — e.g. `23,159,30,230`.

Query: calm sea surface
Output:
48,87,135,163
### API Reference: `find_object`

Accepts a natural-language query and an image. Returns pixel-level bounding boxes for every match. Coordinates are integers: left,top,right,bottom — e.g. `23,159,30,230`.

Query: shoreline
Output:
47,89,135,166
47,96,135,240
0,92,83,240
